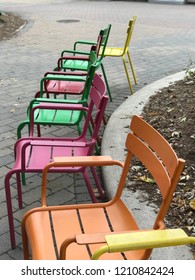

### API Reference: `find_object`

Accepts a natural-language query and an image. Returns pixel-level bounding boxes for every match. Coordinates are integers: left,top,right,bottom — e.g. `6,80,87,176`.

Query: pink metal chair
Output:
36,45,99,100
5,77,108,249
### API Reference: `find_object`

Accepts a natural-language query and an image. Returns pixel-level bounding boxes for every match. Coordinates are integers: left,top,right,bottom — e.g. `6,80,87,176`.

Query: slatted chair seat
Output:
62,59,89,71
14,137,90,171
103,47,124,56
44,74,85,95
24,198,142,260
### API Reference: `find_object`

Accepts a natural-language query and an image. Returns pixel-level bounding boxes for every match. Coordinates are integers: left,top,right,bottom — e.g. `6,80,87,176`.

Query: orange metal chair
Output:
100,16,137,94
21,115,195,260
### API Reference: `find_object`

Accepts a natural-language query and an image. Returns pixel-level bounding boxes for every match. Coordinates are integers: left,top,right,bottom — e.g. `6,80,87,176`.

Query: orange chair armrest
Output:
53,156,123,168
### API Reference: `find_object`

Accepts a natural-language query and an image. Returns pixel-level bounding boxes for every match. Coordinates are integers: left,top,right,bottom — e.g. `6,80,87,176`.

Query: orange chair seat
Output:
24,199,146,260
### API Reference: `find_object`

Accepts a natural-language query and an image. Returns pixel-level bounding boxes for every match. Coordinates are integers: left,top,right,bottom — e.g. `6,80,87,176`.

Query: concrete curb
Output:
101,69,193,259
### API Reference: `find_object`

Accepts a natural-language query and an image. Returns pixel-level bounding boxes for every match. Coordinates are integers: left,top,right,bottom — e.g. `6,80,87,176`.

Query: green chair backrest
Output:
97,24,111,62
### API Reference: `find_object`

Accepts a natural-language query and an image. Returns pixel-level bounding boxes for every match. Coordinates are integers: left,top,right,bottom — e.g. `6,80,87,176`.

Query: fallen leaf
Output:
167,108,174,112
189,199,195,210
149,111,157,116
137,176,155,184
172,131,181,138
179,117,186,122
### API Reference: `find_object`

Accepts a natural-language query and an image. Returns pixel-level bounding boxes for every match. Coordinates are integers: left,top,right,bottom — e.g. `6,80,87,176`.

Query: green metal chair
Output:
59,24,112,101
17,49,99,139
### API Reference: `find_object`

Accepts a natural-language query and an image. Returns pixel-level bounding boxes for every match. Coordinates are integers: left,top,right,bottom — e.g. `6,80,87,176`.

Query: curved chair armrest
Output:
104,228,195,253
59,229,195,260
60,40,96,57
93,229,195,260
40,156,124,206
61,49,91,56
31,97,85,105
73,40,97,52
44,71,87,77
30,140,89,147
31,102,86,111
74,40,97,46
58,55,90,63
53,155,124,168
41,73,86,82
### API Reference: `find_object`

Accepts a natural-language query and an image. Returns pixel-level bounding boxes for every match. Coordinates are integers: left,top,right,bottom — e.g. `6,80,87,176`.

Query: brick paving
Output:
0,0,195,260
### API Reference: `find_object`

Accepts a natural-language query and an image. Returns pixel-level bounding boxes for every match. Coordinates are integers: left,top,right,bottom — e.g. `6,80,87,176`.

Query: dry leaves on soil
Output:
127,70,195,258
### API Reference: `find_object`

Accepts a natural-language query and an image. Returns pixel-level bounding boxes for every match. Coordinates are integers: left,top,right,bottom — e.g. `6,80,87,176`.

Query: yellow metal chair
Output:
100,16,137,93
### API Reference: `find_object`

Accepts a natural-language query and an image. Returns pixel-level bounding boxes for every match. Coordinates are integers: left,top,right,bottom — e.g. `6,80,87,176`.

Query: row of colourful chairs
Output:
5,24,112,249
20,18,195,260
6,16,139,249
16,14,138,141
7,18,194,260
61,15,138,97
17,23,112,138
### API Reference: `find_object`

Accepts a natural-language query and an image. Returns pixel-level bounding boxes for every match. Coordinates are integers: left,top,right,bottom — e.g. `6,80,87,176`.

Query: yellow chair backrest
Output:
123,16,137,55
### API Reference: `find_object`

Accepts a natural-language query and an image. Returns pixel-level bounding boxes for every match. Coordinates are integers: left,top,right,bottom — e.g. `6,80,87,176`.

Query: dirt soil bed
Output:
0,11,26,40
127,71,195,258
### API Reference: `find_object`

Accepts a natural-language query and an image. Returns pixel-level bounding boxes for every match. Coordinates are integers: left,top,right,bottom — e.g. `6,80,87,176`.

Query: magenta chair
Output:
5,76,108,249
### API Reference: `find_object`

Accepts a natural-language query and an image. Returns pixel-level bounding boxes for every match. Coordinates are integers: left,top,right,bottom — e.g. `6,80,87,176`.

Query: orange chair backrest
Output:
115,115,185,230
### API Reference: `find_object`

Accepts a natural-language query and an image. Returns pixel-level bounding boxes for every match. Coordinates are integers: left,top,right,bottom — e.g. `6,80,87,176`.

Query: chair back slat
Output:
130,115,178,177
121,115,185,230
124,16,136,55
97,24,111,61
126,133,171,198
82,74,108,144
